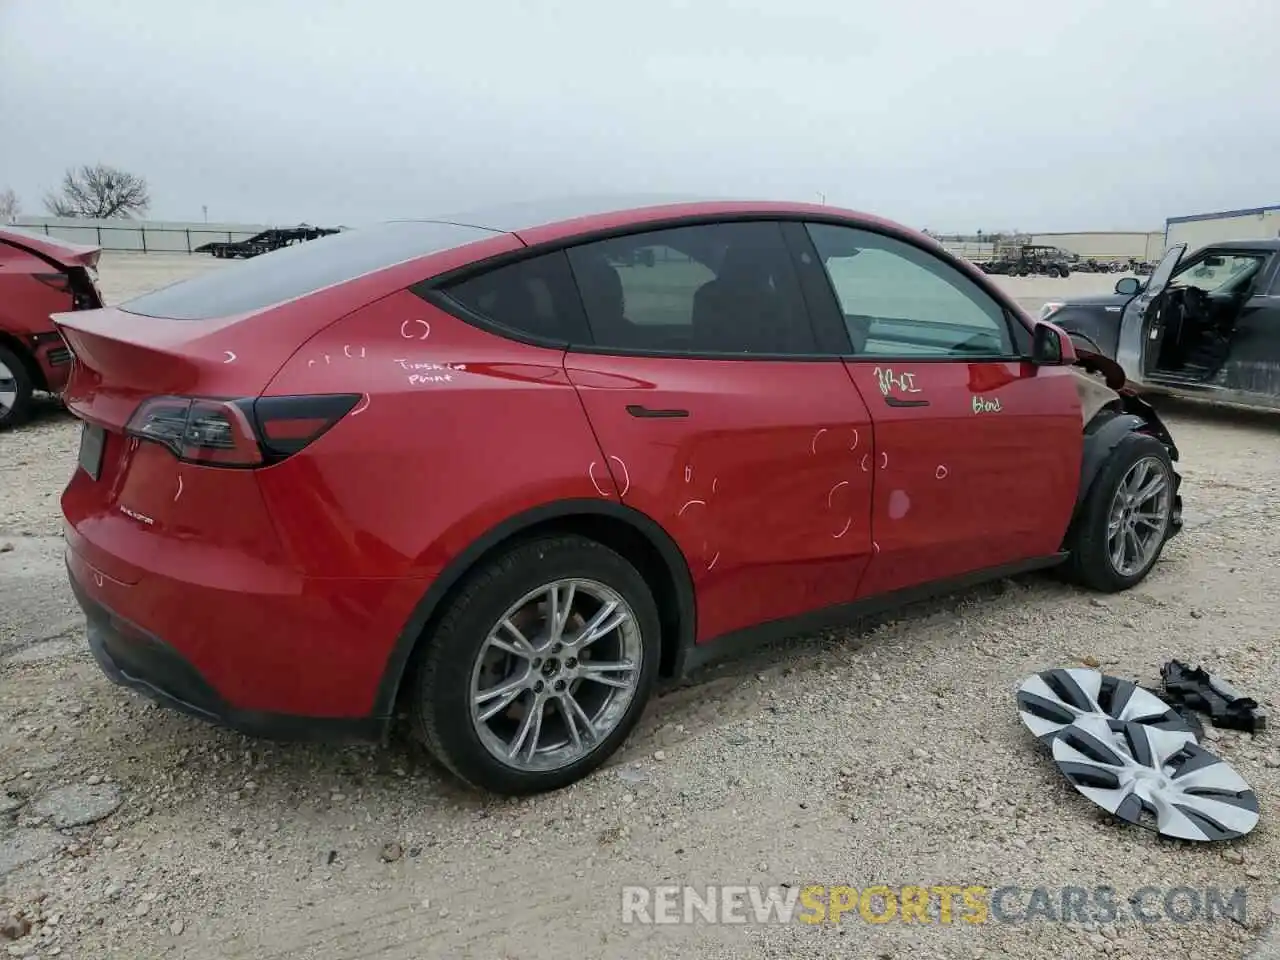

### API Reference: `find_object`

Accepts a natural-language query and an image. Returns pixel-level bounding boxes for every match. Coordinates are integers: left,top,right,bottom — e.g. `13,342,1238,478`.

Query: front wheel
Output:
409,535,661,794
1064,434,1176,592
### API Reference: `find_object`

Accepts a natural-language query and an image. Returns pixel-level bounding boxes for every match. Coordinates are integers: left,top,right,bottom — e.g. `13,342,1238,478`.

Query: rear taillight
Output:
125,394,359,468
34,272,71,292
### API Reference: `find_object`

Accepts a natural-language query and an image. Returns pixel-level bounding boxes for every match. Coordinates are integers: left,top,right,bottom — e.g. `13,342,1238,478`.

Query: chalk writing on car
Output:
873,367,921,396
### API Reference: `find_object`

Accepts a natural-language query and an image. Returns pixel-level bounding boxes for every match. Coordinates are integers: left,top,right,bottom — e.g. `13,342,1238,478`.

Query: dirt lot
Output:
2,254,1279,959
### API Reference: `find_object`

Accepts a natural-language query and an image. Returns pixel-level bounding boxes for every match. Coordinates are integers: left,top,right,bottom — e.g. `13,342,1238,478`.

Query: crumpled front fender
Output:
1071,395,1183,543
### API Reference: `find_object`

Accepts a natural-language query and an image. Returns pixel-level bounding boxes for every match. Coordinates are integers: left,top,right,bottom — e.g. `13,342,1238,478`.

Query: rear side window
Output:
121,220,500,320
438,251,591,343
565,221,818,355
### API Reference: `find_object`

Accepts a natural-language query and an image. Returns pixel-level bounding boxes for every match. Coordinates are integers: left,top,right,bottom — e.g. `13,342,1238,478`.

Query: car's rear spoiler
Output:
0,226,102,270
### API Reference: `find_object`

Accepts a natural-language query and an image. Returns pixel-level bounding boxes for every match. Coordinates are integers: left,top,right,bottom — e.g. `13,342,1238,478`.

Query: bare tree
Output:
0,188,18,224
44,164,150,219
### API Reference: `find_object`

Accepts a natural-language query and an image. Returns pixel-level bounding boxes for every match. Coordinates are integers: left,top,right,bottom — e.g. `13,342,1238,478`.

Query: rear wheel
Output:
409,535,661,794
0,345,34,429
1065,434,1175,592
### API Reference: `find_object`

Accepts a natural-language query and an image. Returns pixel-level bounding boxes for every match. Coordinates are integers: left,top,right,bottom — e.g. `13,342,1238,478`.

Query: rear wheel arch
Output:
374,499,696,721
0,331,47,391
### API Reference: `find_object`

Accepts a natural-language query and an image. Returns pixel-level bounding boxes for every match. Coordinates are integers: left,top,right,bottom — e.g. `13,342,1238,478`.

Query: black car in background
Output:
1039,239,1280,410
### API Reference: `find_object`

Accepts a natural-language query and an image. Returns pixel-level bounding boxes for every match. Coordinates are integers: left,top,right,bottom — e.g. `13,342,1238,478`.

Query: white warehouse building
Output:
1165,204,1280,253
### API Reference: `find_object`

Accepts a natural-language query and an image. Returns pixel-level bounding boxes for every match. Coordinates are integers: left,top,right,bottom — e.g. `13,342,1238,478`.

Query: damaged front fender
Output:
1068,350,1183,539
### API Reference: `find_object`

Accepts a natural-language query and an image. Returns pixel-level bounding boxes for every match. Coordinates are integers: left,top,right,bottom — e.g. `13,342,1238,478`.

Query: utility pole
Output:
202,205,208,223
816,192,826,205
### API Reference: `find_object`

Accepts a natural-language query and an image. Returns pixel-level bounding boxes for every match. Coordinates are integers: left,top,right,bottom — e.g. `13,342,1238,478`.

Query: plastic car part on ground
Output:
1051,715,1259,841
1015,667,1199,745
1162,660,1269,734
1137,686,1205,741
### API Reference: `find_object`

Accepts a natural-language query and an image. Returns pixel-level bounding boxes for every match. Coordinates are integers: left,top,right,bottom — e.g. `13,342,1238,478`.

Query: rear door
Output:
799,222,1081,599
1224,253,1280,397
560,220,875,642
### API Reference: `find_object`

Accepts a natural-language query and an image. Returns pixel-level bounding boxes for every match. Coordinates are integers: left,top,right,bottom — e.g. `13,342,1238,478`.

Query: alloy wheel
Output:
469,578,643,772
1106,456,1171,577
0,357,17,417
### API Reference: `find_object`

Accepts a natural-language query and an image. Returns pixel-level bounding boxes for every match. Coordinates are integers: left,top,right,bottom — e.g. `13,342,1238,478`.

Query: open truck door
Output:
1115,242,1186,384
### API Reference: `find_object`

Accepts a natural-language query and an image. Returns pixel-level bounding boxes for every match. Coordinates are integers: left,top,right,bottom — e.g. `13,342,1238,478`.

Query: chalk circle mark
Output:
400,318,431,340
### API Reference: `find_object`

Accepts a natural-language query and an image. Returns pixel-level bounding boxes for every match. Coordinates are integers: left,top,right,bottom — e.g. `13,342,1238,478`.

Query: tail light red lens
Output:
126,394,359,467
34,272,71,292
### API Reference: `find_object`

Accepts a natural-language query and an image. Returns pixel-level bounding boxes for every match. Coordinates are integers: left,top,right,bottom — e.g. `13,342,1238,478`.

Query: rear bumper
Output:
68,559,389,744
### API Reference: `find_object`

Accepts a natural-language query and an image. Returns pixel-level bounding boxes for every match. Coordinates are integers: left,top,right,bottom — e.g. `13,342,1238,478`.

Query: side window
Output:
438,250,591,343
565,221,818,355
806,223,1015,359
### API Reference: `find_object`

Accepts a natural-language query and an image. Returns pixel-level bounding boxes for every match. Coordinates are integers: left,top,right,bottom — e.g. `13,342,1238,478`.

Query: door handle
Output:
626,404,689,418
884,397,930,408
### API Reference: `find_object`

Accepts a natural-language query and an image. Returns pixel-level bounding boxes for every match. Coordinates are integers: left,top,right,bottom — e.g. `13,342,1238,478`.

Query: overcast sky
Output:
2,0,1277,232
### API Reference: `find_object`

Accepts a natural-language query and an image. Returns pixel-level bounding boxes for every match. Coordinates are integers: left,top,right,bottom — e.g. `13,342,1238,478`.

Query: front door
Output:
799,222,1082,599
559,220,876,642
1137,246,1279,395
1117,242,1186,382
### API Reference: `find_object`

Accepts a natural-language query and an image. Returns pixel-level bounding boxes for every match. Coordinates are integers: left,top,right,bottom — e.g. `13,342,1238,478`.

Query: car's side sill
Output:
671,553,1069,679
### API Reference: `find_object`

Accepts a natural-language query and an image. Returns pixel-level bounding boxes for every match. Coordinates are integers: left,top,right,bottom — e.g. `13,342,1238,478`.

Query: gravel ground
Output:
2,255,1279,959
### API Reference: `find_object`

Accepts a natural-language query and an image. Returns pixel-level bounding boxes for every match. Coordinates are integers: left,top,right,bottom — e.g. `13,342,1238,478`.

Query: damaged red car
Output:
0,226,103,427
55,199,1183,794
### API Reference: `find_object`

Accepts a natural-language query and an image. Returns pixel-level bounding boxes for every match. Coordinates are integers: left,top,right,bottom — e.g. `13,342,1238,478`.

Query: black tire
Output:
1064,433,1175,592
0,344,35,430
408,534,662,795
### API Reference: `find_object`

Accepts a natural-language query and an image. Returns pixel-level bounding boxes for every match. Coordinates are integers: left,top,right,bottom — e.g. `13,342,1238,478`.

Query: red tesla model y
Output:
56,199,1183,794
0,226,103,427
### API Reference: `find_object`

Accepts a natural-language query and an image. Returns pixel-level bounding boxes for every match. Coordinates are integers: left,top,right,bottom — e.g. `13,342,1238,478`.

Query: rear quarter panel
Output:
0,245,72,336
259,290,616,581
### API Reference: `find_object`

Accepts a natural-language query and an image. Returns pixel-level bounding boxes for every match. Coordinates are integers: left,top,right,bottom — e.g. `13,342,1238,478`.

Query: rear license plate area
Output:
78,423,105,480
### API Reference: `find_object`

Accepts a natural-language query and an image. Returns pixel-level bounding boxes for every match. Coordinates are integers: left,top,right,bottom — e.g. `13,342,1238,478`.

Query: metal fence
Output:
11,218,272,254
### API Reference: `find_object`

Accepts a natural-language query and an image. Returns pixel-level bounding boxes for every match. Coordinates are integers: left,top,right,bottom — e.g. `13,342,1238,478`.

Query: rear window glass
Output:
121,220,501,320
437,251,592,343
